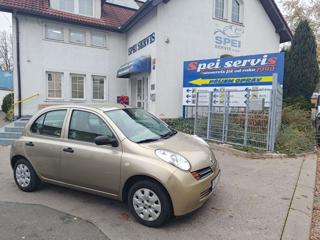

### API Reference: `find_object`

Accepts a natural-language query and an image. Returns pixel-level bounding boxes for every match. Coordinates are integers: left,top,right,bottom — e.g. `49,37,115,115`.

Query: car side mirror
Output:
94,136,118,147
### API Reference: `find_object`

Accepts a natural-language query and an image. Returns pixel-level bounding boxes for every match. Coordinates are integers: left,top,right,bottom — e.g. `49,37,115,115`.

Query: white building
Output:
0,0,292,118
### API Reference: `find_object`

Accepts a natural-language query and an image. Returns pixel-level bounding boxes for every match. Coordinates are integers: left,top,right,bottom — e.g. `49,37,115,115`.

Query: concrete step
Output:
0,138,15,145
5,126,24,133
0,131,22,139
14,121,28,127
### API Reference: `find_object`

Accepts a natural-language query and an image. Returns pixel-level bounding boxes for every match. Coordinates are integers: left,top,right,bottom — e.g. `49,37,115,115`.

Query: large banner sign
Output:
182,52,285,106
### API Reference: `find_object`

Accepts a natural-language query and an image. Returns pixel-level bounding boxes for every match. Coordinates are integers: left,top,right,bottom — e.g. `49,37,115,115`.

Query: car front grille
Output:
191,167,213,180
197,167,213,179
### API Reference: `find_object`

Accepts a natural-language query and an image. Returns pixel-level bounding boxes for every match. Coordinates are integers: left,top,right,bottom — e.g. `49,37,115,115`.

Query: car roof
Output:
39,103,129,112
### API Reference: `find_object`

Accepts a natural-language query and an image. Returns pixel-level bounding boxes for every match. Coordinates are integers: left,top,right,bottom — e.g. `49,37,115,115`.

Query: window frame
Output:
51,0,96,18
92,75,106,101
91,31,107,48
51,0,95,17
46,71,64,100
29,109,68,139
70,74,86,100
232,0,241,23
69,28,86,45
78,0,94,17
214,0,225,19
66,109,118,145
45,24,64,42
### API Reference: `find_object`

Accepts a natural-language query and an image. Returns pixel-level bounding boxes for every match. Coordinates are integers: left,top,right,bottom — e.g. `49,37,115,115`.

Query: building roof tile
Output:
0,0,136,30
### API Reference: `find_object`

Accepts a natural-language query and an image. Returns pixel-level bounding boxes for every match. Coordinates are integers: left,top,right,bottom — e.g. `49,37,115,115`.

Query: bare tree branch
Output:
0,31,13,71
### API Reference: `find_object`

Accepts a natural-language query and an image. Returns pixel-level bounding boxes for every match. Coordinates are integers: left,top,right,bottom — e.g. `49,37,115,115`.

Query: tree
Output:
0,31,13,71
279,0,320,62
283,20,319,99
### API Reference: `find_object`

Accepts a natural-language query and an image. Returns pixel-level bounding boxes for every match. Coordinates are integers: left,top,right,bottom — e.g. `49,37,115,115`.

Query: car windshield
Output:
105,108,177,143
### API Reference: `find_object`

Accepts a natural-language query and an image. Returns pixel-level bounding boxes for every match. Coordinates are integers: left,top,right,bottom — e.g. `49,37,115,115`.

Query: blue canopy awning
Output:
117,56,151,78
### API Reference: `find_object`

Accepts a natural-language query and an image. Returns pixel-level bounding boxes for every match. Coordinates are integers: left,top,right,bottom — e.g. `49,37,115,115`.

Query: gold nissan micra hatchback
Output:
10,104,220,227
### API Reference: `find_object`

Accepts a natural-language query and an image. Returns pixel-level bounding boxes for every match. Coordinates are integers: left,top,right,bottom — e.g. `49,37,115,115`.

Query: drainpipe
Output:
14,12,22,119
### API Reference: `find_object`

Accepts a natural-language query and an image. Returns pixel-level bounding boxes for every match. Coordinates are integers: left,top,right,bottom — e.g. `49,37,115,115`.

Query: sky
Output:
0,12,12,32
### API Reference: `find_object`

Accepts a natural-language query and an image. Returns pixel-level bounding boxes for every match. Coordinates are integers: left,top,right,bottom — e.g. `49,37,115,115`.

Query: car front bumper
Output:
167,164,221,217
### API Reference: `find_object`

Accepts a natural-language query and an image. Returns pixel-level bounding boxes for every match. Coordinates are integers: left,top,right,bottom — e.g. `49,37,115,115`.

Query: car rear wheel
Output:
14,158,40,192
128,180,172,227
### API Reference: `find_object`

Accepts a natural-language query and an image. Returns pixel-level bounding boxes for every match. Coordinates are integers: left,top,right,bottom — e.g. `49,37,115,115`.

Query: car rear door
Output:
60,109,122,196
24,109,68,180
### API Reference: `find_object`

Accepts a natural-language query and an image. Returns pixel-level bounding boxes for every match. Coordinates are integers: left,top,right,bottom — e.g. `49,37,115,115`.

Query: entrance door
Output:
136,76,148,110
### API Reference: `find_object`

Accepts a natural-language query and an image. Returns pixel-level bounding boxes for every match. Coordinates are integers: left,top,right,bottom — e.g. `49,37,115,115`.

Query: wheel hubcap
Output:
133,188,161,221
15,164,31,188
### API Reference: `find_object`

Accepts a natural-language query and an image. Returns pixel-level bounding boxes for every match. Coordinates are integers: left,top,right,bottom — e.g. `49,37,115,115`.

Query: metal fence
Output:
185,76,283,151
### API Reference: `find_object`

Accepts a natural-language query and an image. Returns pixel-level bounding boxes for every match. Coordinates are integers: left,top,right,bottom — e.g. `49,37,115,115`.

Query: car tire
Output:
128,180,172,227
14,158,41,192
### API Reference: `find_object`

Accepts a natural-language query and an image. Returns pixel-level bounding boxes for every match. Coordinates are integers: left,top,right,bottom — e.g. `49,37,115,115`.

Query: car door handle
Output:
25,142,34,147
63,147,74,153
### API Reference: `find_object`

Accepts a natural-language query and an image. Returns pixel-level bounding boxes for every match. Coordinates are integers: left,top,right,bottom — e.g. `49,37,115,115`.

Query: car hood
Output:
139,132,214,171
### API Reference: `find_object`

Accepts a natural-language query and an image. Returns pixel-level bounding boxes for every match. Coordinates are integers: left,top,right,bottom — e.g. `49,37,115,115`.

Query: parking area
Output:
0,146,313,240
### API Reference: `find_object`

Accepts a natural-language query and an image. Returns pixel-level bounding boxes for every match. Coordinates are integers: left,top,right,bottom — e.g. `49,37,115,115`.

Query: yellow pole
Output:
13,93,40,106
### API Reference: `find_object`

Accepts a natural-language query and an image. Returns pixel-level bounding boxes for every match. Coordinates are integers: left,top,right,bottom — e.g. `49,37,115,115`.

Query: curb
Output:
208,142,316,160
281,155,317,240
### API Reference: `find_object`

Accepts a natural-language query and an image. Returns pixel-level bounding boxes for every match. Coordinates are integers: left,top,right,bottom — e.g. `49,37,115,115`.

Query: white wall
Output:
126,9,158,114
154,0,281,118
12,0,283,118
12,15,128,116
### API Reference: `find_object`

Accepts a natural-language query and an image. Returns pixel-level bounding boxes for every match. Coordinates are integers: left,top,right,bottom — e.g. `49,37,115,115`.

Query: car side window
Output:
68,110,114,143
30,110,67,138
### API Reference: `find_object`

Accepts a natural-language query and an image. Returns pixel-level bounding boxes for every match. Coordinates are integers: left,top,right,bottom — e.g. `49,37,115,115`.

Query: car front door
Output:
24,109,68,181
60,109,122,195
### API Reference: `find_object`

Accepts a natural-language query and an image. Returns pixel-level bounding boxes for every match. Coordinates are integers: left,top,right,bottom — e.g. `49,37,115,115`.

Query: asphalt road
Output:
0,146,307,240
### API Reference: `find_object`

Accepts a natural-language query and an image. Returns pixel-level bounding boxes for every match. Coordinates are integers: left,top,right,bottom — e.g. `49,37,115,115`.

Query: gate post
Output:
194,91,199,135
207,92,213,140
244,89,250,146
224,91,230,142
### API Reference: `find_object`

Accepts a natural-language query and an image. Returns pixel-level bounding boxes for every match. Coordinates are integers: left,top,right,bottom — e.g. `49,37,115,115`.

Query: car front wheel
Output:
128,180,172,227
14,158,40,192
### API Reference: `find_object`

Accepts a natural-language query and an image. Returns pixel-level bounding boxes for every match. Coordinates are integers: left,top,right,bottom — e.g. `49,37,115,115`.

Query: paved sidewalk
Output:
0,202,109,240
0,111,7,127
0,146,313,240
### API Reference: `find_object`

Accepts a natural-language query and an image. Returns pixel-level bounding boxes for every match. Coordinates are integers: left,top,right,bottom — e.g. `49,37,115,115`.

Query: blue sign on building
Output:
0,70,13,90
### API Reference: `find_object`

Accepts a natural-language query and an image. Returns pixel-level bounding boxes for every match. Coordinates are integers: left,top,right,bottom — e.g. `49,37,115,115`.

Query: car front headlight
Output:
155,149,191,171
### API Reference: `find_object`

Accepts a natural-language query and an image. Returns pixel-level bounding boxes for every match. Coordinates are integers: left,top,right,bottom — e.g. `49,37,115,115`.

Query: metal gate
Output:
191,76,283,151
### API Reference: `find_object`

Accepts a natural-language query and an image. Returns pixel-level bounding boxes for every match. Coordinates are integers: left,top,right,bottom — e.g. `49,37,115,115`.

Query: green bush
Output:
5,107,13,121
275,106,315,156
1,93,13,114
283,96,313,111
163,118,194,135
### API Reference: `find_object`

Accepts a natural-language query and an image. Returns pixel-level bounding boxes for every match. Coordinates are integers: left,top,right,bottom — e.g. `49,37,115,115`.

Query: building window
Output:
50,0,94,17
91,32,106,48
47,72,62,98
45,25,64,41
71,74,85,99
92,76,105,100
69,29,86,44
79,0,93,16
232,0,240,22
60,0,74,12
214,0,224,19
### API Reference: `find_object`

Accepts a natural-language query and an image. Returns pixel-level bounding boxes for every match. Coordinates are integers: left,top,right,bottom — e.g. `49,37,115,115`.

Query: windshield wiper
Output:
136,138,161,144
161,130,178,139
